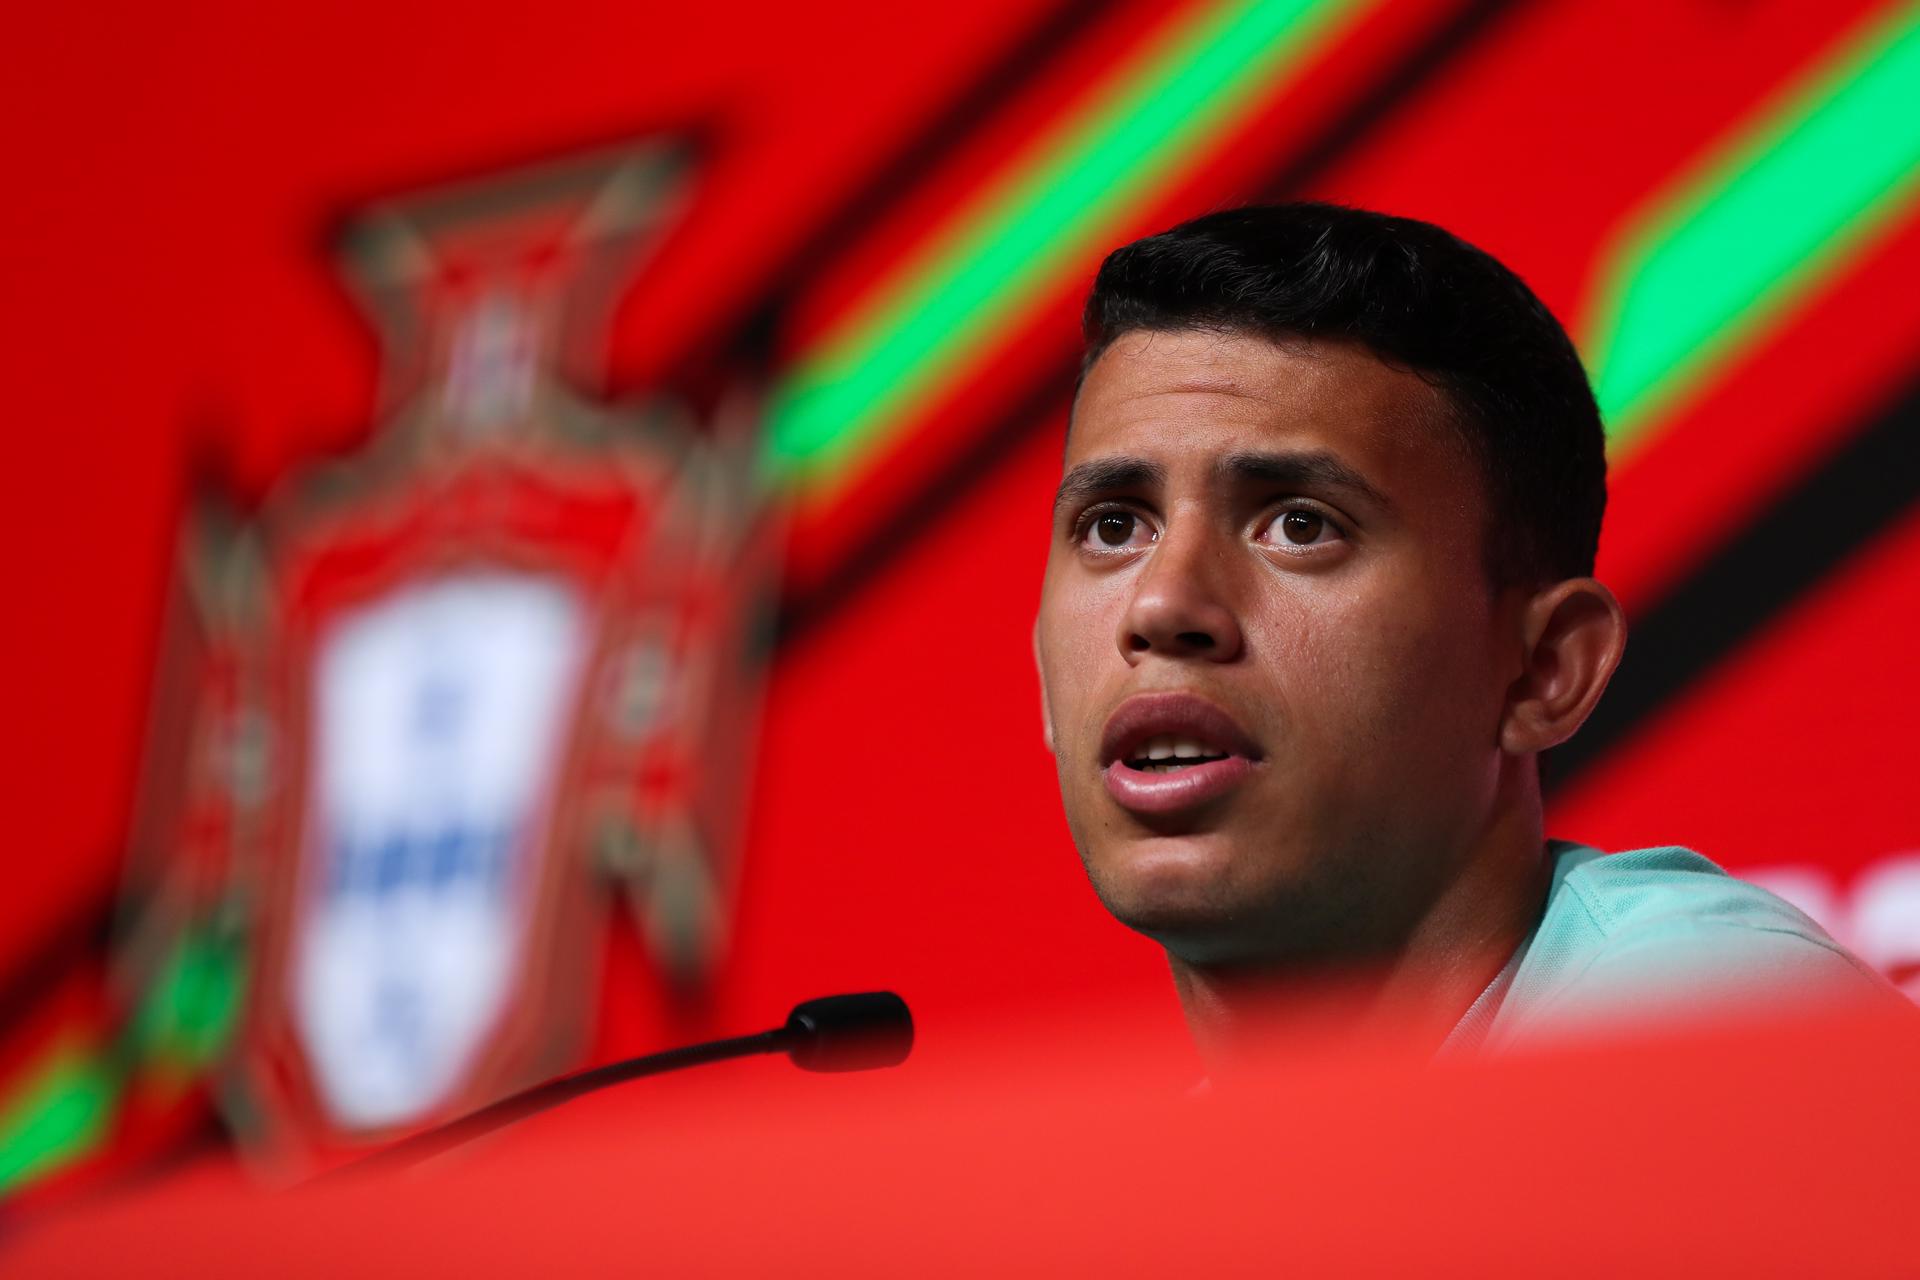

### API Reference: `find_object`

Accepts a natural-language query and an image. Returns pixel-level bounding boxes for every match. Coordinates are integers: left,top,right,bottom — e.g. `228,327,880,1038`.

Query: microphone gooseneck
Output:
321,991,913,1182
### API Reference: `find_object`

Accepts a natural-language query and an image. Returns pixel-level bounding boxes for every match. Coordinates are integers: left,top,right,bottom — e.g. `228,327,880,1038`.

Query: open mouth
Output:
1122,735,1233,774
1099,693,1262,816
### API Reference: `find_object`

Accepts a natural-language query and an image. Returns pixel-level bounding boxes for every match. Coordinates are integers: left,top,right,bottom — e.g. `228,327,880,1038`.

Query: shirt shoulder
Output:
1556,843,1841,941
1484,842,1902,1049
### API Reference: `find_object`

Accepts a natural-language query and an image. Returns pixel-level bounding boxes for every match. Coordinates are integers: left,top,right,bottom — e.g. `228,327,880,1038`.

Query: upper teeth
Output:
1137,735,1221,761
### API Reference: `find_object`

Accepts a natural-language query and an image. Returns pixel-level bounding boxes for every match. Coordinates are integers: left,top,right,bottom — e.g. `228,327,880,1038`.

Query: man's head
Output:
1035,203,1624,971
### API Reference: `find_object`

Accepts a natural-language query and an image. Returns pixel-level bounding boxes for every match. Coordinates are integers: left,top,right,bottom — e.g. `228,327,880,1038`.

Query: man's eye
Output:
1082,510,1154,550
1260,507,1344,548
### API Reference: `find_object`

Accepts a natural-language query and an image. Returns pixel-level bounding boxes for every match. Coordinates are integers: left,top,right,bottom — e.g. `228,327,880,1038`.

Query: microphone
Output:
781,991,916,1072
324,991,912,1181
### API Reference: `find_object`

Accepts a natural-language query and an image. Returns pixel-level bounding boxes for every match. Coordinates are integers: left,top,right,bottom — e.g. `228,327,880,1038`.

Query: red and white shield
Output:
116,141,779,1173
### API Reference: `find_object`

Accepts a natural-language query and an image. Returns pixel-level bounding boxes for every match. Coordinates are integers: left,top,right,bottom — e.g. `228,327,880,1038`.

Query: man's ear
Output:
1033,620,1056,755
1500,577,1627,755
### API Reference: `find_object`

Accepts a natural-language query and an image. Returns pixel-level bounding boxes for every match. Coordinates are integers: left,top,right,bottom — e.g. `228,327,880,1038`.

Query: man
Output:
1033,204,1898,1060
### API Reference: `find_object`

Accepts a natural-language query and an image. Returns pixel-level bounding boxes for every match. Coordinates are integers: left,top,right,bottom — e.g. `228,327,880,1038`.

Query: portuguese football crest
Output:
114,141,776,1171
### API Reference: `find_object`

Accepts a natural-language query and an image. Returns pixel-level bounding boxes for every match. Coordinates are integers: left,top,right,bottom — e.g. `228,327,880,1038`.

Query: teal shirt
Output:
1444,842,1903,1053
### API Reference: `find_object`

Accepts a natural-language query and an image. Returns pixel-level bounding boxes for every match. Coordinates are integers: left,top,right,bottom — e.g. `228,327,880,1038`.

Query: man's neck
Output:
1167,778,1553,1067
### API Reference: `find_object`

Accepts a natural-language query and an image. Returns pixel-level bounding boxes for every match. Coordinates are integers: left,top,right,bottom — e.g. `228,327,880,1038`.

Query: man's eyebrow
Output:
1053,457,1165,516
1214,449,1392,511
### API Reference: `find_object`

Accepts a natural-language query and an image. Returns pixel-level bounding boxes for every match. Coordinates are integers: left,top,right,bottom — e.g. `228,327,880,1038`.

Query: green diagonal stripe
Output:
131,928,246,1074
0,929,244,1197
764,0,1366,487
0,1047,116,1194
1587,0,1920,449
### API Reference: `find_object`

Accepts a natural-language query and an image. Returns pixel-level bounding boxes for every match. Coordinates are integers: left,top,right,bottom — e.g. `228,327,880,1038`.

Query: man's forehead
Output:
1093,330,1276,392
1069,329,1449,462
1073,330,1297,419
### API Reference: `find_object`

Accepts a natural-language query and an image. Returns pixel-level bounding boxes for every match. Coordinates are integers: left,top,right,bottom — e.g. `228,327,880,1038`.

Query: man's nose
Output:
1116,525,1245,663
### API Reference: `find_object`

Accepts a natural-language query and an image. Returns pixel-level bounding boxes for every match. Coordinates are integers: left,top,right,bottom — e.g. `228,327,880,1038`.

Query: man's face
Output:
1036,329,1521,966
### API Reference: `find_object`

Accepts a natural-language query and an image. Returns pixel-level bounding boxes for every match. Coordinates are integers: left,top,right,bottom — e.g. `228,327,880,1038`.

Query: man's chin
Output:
1087,838,1264,938
1082,831,1340,962
1103,896,1284,968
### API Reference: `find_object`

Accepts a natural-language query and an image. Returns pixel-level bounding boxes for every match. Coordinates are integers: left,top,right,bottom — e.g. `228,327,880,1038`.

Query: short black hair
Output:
1080,203,1606,587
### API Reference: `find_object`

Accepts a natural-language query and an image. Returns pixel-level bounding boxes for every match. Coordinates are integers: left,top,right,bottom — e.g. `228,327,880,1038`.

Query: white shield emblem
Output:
292,572,587,1131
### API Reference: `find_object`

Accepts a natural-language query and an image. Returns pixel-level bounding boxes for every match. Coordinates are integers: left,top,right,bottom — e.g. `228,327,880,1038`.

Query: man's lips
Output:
1103,754,1256,815
1098,692,1263,816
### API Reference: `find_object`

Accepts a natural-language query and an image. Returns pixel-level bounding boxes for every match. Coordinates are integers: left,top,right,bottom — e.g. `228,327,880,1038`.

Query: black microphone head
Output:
782,992,914,1073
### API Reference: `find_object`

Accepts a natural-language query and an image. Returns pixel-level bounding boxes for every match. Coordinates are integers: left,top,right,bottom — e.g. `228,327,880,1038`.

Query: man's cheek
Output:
1055,617,1124,737
1273,610,1379,712
1041,667,1099,774
1285,621,1431,758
